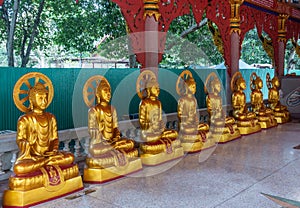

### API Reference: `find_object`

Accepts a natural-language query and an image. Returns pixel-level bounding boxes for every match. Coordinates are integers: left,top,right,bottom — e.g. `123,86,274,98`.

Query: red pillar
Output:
231,32,240,77
277,14,289,77
277,41,285,76
144,16,159,76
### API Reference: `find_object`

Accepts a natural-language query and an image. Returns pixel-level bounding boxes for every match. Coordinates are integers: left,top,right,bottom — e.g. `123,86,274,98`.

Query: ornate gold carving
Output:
13,72,53,113
143,0,161,21
278,14,289,42
207,20,224,56
229,0,244,34
259,34,274,64
292,38,300,57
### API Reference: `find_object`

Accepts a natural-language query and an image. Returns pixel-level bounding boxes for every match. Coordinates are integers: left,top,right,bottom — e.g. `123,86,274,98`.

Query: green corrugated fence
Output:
0,67,273,131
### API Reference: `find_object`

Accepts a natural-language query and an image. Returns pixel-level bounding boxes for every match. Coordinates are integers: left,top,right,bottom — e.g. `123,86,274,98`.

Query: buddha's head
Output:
211,78,221,94
146,78,160,98
96,80,111,104
185,77,196,95
271,76,280,88
236,77,246,91
255,77,263,89
28,83,48,112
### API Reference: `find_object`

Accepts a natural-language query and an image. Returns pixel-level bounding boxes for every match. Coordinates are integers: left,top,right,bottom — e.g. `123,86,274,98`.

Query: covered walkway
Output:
1,120,298,208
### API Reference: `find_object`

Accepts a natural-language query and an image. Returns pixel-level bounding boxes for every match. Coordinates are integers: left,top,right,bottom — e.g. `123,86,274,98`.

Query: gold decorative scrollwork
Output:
143,0,161,21
278,14,289,42
229,0,244,34
82,75,110,108
13,72,54,113
208,20,224,56
292,38,300,58
259,34,274,64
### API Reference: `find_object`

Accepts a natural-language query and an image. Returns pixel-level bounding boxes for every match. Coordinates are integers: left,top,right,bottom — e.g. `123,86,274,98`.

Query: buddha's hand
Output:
44,149,59,157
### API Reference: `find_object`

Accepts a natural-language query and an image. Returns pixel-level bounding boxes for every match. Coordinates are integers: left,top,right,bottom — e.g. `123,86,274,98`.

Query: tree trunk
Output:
20,0,45,67
7,0,20,67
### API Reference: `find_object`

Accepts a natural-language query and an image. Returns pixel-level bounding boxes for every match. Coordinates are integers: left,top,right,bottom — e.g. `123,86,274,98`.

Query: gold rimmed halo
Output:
83,75,110,108
266,72,272,89
136,70,157,99
13,72,53,113
204,72,219,94
176,70,193,96
250,72,258,91
230,71,243,92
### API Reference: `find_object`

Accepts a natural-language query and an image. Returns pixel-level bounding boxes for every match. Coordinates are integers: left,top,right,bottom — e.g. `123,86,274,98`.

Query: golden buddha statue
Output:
137,70,183,165
250,72,277,129
176,70,213,153
231,72,261,135
83,75,142,183
266,73,290,124
205,72,241,143
3,72,83,208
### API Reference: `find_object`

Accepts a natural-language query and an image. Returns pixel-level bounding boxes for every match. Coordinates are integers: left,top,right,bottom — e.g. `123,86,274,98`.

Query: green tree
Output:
0,0,51,67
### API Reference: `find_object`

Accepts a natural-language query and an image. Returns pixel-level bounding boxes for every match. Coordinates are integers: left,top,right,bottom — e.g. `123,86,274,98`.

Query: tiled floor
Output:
2,120,300,208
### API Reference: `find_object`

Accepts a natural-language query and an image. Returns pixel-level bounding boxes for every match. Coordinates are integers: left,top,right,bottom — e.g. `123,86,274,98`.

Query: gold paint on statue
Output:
3,72,83,208
176,70,213,153
266,73,290,124
231,72,261,135
83,75,142,183
137,70,183,165
205,72,241,143
250,72,277,129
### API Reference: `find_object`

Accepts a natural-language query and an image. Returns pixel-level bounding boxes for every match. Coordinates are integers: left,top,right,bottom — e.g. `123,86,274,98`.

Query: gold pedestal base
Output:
83,158,142,183
140,147,184,166
202,137,216,150
238,124,261,135
179,134,203,153
258,119,277,129
3,176,83,208
274,116,289,124
181,141,203,153
217,129,241,144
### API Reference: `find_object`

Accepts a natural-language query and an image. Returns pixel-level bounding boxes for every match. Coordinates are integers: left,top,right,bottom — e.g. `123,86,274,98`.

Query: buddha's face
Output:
150,84,160,97
214,82,221,93
257,79,263,89
239,79,246,90
32,92,48,111
273,78,280,87
188,83,196,95
100,86,111,103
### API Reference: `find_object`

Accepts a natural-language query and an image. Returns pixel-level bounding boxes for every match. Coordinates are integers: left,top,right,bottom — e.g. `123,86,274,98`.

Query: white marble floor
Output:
5,121,300,208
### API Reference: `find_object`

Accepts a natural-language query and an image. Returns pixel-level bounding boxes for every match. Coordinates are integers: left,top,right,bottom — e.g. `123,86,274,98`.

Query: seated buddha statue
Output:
3,72,83,208
176,70,212,153
137,70,183,165
205,72,240,143
83,75,142,183
231,72,261,135
250,72,277,129
266,73,290,124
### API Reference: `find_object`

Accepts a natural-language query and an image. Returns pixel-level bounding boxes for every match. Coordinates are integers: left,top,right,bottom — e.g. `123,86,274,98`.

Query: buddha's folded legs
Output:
14,159,47,175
